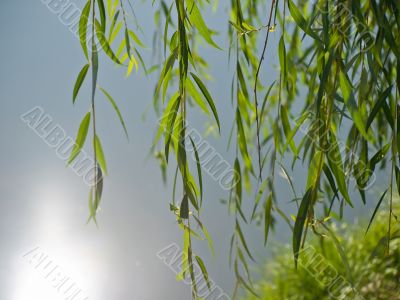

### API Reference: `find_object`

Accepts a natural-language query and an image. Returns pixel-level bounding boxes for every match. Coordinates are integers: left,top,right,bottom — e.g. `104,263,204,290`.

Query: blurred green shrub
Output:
246,206,400,300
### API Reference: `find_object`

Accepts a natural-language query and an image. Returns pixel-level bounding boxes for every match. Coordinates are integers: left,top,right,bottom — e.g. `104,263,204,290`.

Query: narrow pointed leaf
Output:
366,189,388,234
195,256,211,290
293,188,312,268
79,1,91,60
95,20,123,65
73,64,90,104
95,134,107,175
99,87,129,139
264,194,273,246
190,72,220,132
68,112,91,164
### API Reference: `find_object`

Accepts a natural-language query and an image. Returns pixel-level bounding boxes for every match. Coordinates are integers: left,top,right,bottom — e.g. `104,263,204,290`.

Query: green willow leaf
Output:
327,133,353,207
87,187,97,225
193,215,215,256
180,194,189,219
186,0,221,49
91,43,99,99
109,22,122,45
237,62,249,100
251,178,268,222
236,109,253,174
177,226,190,280
369,143,391,172
316,50,334,111
190,72,220,132
190,137,203,205
306,150,322,189
321,223,354,285
282,112,310,154
288,0,321,41
108,10,120,42
68,112,91,164
264,194,273,246
134,49,147,73
366,85,392,130
128,30,146,48
278,36,287,82
281,105,296,154
259,78,275,124
293,188,312,268
95,20,123,65
186,78,209,115
164,93,180,162
73,64,90,104
237,248,250,278
195,255,211,290
366,189,388,234
95,134,107,175
125,28,131,59
236,221,255,261
97,0,106,33
339,70,369,140
98,86,129,139
156,48,177,96
323,163,338,198
279,163,297,198
94,163,104,211
238,275,258,297
234,158,242,202
79,0,91,60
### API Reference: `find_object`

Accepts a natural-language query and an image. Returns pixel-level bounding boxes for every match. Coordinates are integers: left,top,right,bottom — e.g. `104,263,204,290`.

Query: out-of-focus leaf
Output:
128,30,146,48
195,255,211,290
366,189,388,234
293,188,312,267
98,86,129,139
369,143,391,172
264,194,273,246
339,70,369,140
321,223,354,285
186,0,221,49
327,133,353,207
288,0,321,41
366,85,392,130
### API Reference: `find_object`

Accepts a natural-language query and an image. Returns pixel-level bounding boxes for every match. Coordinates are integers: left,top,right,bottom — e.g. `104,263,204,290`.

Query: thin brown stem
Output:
254,0,276,182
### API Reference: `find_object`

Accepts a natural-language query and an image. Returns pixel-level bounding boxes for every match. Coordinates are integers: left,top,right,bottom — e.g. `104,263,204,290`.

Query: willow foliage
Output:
68,0,399,298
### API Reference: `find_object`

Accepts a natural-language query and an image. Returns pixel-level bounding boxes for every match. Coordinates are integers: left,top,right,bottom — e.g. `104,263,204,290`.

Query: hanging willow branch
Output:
70,0,143,222
66,0,400,299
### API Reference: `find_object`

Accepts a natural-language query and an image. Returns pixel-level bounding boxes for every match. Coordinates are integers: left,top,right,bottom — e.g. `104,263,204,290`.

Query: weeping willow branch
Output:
65,1,400,299
90,0,100,225
254,0,277,181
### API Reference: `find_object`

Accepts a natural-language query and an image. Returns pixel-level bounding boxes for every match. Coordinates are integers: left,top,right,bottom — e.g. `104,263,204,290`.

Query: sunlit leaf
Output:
95,134,107,175
68,112,91,164
79,1,91,60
